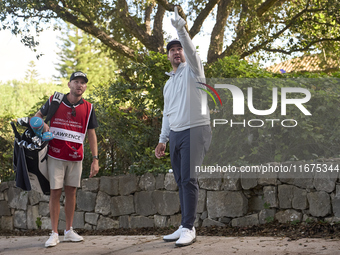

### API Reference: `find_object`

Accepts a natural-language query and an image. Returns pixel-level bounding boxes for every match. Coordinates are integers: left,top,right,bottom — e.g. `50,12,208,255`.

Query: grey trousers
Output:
169,125,211,229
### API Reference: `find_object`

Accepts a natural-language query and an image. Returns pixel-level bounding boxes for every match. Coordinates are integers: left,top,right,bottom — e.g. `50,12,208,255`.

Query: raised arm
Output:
171,6,204,77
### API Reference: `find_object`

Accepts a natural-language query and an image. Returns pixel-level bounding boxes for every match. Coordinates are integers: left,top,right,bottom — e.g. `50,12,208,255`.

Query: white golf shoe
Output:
163,225,183,242
64,227,84,242
175,227,196,247
45,231,60,248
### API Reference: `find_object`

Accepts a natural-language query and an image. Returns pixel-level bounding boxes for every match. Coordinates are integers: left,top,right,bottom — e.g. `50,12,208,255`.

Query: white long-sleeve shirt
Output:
159,28,210,144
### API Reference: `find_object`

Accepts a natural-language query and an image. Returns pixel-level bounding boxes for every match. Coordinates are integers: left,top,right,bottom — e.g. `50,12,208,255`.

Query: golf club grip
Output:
10,122,21,141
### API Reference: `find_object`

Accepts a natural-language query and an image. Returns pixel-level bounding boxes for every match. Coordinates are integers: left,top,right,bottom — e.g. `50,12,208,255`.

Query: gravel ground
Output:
1,222,340,240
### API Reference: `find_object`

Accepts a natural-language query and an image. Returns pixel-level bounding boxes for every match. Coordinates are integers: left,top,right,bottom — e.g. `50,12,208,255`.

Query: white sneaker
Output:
175,227,196,247
64,227,84,242
45,231,60,248
163,225,183,242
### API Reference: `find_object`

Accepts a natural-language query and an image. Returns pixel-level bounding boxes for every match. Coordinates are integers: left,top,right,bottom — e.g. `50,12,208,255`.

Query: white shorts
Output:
47,156,82,189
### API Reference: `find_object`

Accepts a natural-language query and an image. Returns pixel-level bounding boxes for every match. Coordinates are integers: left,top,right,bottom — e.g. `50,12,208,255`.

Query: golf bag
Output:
11,91,64,195
12,120,50,195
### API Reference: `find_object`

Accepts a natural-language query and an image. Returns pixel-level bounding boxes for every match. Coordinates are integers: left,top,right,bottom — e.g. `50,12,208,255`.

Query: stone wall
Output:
1,159,340,231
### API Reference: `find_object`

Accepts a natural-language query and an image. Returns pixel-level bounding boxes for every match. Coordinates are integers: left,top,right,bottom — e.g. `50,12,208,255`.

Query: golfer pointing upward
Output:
155,6,212,247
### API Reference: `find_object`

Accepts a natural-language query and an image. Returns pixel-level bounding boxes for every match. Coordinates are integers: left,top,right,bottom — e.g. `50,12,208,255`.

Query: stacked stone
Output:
0,173,181,230
0,181,50,230
197,160,340,227
1,159,340,230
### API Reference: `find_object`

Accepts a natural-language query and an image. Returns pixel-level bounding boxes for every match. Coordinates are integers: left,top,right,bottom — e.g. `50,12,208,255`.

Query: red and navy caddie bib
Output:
48,96,92,161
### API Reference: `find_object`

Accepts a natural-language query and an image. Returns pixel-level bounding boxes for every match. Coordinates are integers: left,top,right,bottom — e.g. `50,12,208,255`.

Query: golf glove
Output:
171,6,186,31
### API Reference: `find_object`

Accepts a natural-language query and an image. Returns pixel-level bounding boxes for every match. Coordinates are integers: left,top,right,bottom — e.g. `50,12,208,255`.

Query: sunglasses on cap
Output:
71,105,76,117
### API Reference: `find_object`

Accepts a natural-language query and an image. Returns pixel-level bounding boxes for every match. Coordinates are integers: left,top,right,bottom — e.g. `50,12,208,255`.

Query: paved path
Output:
0,235,339,255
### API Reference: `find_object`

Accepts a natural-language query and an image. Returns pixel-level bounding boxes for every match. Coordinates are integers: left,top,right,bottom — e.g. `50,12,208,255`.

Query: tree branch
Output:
256,0,283,17
224,0,253,57
152,4,166,53
189,0,220,38
207,0,233,63
155,0,189,33
261,37,340,54
117,0,156,50
239,4,320,59
300,18,338,27
44,0,143,62
145,3,155,35
59,0,95,24
213,0,254,62
115,0,165,52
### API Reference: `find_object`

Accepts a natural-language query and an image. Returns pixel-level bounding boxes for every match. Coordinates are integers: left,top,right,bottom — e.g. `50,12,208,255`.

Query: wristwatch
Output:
92,155,99,160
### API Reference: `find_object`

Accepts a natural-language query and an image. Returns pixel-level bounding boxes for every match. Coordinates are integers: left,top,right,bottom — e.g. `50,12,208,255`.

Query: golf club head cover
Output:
29,116,44,138
17,117,30,127
42,132,54,142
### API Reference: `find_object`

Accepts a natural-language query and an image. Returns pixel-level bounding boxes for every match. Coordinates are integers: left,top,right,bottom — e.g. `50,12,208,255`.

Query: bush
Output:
204,56,340,165
0,115,16,182
82,52,172,176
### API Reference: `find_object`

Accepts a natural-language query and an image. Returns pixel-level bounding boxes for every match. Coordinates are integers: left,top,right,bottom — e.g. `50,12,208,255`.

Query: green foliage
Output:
265,216,274,223
0,114,16,182
205,56,273,78
82,51,172,176
129,147,172,175
55,23,117,95
25,61,39,82
0,80,67,117
291,220,300,225
1,0,340,67
204,56,340,166
305,218,313,224
263,202,271,209
35,217,42,229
